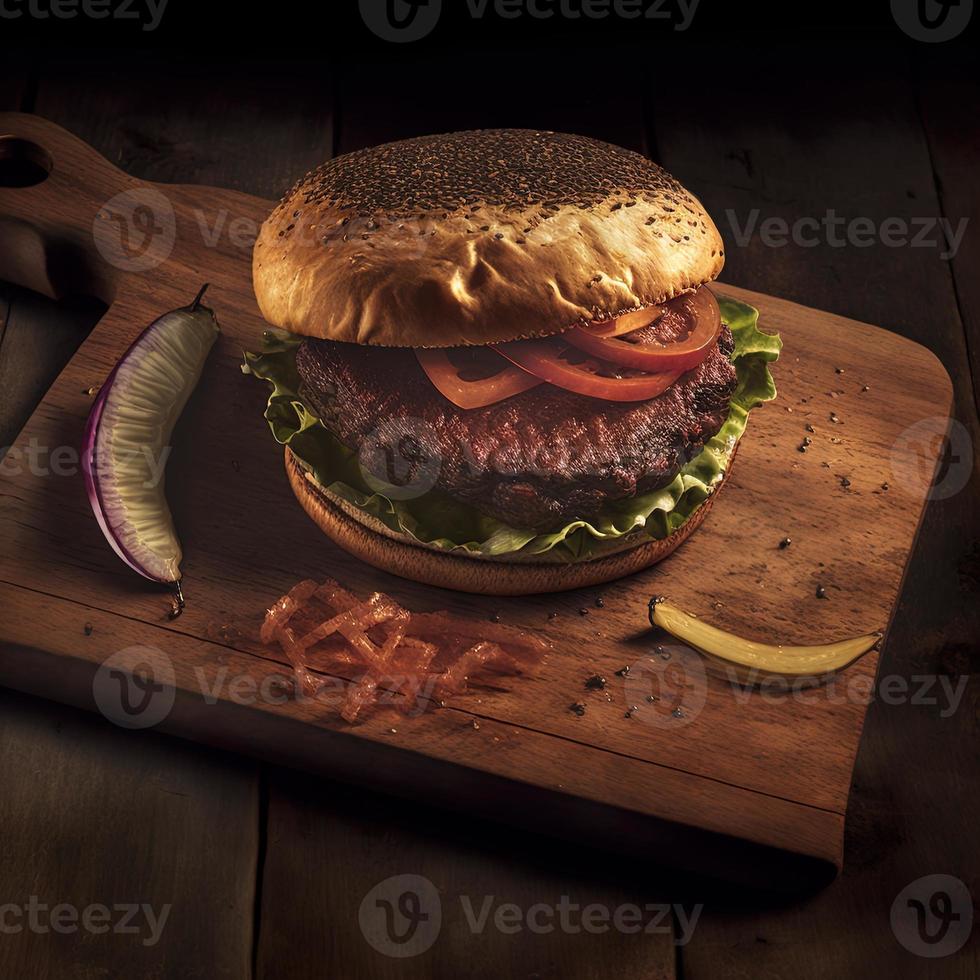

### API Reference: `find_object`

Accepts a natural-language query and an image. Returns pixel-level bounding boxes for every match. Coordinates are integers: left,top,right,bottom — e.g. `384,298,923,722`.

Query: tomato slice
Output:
490,339,682,402
416,347,542,410
416,287,721,407
566,287,722,372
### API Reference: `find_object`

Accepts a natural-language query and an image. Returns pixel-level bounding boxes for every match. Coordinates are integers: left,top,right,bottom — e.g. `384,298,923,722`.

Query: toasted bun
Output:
285,448,734,596
254,130,724,348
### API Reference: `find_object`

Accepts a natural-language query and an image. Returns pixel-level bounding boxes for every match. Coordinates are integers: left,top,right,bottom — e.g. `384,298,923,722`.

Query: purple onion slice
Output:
82,285,219,589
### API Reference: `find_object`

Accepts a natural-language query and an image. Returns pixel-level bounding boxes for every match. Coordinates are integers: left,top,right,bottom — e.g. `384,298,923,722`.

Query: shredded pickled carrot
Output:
260,579,549,724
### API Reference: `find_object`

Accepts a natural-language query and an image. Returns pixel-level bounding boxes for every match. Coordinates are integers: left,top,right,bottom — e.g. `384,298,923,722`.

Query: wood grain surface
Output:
0,46,976,980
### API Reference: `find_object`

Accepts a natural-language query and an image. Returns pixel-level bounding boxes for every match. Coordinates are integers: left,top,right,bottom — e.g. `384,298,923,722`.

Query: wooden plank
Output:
257,770,678,980
33,60,334,200
0,686,258,979
649,43,980,980
0,284,102,452
0,113,952,878
917,52,980,420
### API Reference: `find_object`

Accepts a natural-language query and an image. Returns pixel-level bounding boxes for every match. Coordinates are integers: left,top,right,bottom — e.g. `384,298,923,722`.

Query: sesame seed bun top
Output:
252,129,725,348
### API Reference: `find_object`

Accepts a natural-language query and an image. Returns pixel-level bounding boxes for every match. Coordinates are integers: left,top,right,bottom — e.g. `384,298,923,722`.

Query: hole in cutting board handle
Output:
0,137,53,188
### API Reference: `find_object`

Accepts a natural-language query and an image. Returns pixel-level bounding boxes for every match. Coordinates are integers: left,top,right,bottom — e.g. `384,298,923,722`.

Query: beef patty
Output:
295,324,737,531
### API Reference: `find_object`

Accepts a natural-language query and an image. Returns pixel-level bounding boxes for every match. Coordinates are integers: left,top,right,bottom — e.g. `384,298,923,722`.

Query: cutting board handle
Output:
0,112,144,303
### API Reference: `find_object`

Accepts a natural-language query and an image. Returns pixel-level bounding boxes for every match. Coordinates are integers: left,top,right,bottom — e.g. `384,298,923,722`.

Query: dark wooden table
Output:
1,38,977,979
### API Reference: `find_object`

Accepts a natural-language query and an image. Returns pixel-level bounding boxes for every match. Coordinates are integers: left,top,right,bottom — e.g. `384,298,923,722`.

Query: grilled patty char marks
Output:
295,321,737,531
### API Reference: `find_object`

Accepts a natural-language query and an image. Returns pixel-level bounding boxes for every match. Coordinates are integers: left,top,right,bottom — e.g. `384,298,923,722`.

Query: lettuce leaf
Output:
243,298,781,560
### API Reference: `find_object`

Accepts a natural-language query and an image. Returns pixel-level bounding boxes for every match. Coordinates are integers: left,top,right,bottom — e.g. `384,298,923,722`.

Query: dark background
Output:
1,1,978,977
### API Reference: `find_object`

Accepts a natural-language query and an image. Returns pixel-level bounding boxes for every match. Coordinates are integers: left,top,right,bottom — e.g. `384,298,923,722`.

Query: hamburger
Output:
245,130,780,595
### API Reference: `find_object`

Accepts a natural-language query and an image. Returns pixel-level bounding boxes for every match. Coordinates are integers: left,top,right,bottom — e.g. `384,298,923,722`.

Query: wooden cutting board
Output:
0,114,953,886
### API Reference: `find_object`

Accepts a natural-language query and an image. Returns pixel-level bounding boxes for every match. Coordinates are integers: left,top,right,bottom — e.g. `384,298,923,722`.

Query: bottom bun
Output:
285,447,734,596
